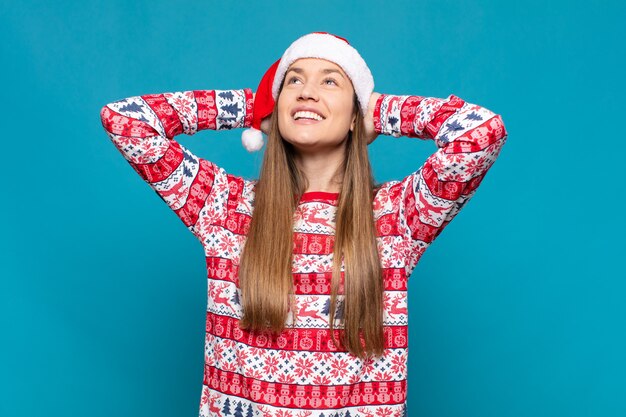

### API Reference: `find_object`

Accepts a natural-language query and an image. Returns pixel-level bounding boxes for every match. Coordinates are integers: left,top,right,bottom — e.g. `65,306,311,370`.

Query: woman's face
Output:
277,58,356,154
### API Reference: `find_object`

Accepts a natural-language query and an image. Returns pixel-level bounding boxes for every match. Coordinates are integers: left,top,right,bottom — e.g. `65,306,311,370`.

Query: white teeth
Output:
293,111,324,121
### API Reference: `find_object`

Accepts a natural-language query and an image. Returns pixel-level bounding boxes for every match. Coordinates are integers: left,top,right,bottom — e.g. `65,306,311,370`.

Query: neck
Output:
294,147,345,193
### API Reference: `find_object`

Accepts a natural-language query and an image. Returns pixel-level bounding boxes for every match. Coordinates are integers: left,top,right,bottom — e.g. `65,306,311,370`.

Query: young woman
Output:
100,32,507,417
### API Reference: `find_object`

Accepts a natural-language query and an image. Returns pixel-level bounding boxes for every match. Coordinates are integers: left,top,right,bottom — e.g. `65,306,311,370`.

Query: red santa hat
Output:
241,32,374,152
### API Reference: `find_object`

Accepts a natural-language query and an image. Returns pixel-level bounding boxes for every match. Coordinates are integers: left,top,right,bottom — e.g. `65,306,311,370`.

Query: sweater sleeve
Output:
99,88,254,242
373,93,508,274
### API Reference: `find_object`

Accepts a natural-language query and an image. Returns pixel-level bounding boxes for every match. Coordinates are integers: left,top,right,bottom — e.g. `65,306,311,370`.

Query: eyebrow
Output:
286,67,346,80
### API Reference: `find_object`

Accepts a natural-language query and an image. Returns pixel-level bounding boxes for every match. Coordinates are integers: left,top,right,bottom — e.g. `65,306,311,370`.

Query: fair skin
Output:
253,58,381,193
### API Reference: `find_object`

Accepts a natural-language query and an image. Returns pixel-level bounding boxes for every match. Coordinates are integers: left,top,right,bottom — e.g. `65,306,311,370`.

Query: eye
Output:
323,78,338,86
286,76,301,84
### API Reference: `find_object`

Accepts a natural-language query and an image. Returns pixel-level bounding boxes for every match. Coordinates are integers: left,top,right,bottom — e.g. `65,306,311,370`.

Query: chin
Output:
282,137,320,151
287,138,350,156
280,128,322,146
278,124,349,152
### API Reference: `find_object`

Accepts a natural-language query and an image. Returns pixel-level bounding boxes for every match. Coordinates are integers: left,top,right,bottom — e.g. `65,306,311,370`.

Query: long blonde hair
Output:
238,88,384,359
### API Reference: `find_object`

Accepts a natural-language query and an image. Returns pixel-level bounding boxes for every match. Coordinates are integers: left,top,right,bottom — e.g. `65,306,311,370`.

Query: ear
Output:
350,114,356,132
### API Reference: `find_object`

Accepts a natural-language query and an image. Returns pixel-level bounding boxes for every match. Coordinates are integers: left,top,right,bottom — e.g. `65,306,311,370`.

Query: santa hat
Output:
241,32,374,152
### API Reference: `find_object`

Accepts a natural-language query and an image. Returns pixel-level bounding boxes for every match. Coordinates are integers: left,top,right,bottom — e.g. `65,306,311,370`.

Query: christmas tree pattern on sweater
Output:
100,87,507,417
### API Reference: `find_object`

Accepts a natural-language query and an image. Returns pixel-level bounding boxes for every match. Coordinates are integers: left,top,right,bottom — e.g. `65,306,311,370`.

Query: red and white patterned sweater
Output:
100,87,507,417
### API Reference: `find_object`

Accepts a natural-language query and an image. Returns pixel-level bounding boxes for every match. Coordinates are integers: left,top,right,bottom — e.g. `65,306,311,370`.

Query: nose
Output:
298,79,319,101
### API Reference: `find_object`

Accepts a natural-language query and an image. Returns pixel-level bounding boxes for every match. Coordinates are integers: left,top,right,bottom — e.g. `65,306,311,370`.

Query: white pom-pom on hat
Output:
241,127,264,152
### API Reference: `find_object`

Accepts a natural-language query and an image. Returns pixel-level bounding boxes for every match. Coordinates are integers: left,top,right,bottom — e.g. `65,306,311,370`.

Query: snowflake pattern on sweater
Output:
100,87,507,417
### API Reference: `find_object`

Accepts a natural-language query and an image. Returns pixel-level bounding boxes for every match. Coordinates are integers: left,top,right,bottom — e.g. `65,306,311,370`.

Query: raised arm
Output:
99,88,253,242
373,93,508,275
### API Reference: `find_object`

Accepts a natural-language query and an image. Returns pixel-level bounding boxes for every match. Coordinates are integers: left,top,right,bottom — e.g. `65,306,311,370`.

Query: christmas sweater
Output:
100,87,507,417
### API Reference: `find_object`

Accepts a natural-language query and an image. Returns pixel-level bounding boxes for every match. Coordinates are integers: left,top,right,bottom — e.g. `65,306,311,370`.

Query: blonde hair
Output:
238,88,384,359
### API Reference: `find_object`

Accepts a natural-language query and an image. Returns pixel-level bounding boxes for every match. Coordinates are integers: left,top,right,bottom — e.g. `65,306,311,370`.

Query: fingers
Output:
260,117,271,135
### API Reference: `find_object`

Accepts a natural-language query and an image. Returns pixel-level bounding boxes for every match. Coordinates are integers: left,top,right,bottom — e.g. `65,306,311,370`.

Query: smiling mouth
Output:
293,111,325,121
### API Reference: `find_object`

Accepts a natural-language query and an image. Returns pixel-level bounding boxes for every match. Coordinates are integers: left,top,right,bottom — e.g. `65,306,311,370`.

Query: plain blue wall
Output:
1,1,624,416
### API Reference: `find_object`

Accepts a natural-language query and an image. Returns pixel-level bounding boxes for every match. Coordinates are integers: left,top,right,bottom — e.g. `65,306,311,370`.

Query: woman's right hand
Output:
253,92,271,135
260,117,271,135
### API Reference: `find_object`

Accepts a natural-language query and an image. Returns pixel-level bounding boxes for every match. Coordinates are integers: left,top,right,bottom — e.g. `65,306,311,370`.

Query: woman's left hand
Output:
364,92,381,145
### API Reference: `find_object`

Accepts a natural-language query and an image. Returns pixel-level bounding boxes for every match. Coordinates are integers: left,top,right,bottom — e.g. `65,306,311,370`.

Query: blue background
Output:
1,1,624,416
